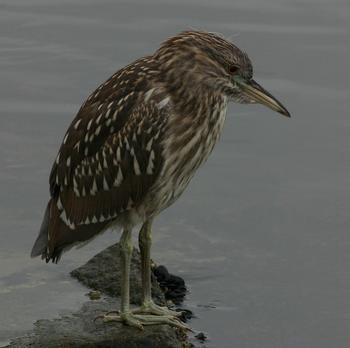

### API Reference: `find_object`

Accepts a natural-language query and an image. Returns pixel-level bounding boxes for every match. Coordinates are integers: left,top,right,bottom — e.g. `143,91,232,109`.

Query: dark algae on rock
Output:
153,265,187,305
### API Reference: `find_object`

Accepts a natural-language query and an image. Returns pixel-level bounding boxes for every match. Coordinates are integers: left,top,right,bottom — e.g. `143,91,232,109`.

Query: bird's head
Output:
155,30,290,117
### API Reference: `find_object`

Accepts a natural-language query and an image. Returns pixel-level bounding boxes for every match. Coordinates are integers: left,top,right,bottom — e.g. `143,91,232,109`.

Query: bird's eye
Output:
229,65,239,74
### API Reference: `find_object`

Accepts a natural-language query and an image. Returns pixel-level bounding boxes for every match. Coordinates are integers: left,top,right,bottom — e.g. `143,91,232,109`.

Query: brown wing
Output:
43,101,166,262
57,101,166,228
49,56,155,197
34,57,168,261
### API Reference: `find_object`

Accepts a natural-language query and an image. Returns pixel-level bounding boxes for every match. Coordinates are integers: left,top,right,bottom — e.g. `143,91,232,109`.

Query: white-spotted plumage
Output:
96,113,103,124
87,119,93,130
74,119,81,129
30,30,289,336
157,97,170,109
36,31,250,263
144,88,156,103
114,167,123,187
133,156,141,175
146,150,155,175
103,176,109,190
91,178,98,195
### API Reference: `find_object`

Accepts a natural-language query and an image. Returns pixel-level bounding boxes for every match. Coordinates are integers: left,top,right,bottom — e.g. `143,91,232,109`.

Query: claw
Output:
94,310,120,323
93,314,106,323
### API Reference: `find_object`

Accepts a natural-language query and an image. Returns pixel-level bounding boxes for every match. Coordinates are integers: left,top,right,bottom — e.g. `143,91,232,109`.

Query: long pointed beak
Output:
234,77,290,117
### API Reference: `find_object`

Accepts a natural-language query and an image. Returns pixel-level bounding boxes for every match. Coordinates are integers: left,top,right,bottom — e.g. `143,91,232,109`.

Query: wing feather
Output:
49,56,154,196
40,56,170,260
33,53,174,261
52,98,166,227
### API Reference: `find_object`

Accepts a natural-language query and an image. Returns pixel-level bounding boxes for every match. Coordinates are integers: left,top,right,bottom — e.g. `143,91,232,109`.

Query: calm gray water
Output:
1,0,350,347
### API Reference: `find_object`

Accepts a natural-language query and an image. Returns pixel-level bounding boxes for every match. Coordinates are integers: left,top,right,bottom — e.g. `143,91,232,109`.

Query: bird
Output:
31,30,290,329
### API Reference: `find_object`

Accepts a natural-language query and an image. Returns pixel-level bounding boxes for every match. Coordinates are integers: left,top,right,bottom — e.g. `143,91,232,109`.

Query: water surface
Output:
1,1,350,347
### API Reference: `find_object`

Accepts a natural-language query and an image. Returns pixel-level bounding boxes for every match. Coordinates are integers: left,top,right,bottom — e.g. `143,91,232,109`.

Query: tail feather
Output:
31,198,110,263
31,202,50,258
31,199,63,262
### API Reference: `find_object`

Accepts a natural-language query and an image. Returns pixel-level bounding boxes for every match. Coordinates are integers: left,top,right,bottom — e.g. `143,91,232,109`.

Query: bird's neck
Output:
150,70,228,150
164,91,228,161
171,88,228,130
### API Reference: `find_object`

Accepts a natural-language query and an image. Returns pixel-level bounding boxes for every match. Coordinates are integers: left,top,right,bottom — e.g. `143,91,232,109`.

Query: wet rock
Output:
7,298,188,348
153,265,187,304
177,309,194,323
71,243,165,306
6,243,191,348
87,290,102,300
195,332,207,343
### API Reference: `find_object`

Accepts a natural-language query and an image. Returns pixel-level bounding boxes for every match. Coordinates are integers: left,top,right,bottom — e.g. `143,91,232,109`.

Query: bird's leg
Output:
140,220,153,304
97,226,187,330
131,220,181,317
120,227,133,314
99,228,141,328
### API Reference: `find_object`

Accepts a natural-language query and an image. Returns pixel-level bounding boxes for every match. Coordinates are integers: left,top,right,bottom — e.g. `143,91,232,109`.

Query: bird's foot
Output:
95,311,189,331
131,300,182,317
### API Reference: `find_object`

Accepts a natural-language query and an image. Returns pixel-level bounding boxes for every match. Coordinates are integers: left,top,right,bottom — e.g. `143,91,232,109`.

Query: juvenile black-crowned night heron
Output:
31,30,290,329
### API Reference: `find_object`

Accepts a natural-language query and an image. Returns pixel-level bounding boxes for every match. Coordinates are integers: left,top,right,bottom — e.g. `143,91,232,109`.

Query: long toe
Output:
133,314,191,331
132,301,182,317
95,312,190,331
98,313,144,330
